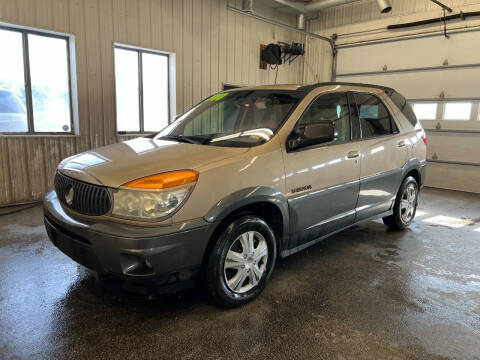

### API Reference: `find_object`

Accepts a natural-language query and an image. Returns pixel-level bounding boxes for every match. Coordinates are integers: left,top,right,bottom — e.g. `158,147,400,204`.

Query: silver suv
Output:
44,82,427,307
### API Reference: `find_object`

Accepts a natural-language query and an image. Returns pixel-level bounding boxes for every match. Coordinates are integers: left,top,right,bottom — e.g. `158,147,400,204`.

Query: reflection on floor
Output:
0,187,479,359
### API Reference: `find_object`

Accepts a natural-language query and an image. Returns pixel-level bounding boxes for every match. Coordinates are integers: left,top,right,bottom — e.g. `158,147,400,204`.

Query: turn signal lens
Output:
123,170,199,190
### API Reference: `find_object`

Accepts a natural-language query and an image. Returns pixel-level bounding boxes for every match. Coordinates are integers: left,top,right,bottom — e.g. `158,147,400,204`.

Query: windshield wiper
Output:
158,135,200,144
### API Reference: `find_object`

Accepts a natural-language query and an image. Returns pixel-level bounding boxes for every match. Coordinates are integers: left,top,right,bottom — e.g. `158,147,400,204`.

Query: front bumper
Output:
44,191,214,290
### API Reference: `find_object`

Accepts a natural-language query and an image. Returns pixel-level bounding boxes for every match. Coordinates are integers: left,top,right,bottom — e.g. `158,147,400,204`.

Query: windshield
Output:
154,90,303,147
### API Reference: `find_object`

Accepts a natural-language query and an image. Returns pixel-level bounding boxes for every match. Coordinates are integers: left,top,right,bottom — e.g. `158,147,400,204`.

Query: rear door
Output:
282,91,361,250
352,92,409,222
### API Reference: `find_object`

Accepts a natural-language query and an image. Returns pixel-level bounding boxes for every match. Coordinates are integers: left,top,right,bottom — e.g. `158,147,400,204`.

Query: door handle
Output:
347,150,359,159
397,140,406,148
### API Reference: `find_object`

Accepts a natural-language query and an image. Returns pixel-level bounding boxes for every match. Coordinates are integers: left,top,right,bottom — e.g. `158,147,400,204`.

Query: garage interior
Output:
1,0,479,359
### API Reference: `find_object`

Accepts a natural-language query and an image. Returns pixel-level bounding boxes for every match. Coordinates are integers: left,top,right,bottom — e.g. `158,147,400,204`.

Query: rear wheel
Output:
383,176,418,230
205,215,277,307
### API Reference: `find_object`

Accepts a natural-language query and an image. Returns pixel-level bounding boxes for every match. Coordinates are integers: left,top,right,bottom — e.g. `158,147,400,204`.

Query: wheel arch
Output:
201,187,289,270
401,159,425,190
405,168,420,186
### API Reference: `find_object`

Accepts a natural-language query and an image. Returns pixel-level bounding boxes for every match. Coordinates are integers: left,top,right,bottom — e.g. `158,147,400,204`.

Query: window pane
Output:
412,103,437,120
28,34,71,132
295,92,350,144
390,91,418,126
0,29,28,132
355,94,391,138
142,53,169,132
443,102,472,120
114,48,140,132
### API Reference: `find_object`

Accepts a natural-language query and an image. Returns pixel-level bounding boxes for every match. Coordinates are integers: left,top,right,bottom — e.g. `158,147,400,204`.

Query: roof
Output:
297,82,395,94
226,84,303,92
225,82,395,94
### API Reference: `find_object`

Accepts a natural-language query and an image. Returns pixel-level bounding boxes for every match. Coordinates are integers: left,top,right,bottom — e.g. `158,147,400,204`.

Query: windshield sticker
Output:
206,93,229,102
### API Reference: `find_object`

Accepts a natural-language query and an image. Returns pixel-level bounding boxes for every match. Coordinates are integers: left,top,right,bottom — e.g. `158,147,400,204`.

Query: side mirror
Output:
288,123,335,151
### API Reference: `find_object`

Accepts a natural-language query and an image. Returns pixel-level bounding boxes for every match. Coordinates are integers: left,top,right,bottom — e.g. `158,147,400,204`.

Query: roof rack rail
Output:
298,82,395,95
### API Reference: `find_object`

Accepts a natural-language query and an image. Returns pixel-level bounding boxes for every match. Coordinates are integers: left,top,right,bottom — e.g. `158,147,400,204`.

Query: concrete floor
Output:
1,188,479,360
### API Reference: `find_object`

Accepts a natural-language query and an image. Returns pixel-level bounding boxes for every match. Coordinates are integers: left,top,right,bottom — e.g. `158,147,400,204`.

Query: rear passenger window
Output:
355,94,395,138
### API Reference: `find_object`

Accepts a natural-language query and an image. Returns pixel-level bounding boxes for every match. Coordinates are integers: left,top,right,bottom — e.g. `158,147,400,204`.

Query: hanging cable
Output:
443,9,449,38
269,64,279,84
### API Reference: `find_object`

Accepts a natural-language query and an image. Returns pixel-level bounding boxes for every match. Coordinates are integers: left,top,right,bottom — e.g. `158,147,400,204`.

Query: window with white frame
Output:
443,102,472,121
411,100,480,130
114,45,171,133
412,103,438,120
0,25,75,134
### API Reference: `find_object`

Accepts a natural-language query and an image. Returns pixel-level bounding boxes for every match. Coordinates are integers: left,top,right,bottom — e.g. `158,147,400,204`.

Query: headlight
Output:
112,170,198,221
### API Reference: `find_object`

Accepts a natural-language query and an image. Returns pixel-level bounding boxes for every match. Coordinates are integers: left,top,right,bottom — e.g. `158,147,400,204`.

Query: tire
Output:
205,215,277,307
383,176,419,230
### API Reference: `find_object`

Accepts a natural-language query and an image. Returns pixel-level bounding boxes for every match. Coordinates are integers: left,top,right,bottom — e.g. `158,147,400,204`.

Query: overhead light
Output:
376,0,392,13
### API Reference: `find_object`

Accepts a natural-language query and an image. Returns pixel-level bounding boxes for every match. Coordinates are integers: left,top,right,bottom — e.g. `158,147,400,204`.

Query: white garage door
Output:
336,29,480,193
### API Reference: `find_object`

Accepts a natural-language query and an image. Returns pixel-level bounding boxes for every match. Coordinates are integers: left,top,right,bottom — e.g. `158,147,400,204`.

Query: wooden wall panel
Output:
0,0,305,205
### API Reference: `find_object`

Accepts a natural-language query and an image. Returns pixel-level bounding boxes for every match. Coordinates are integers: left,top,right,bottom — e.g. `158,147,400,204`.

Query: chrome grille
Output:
54,172,111,216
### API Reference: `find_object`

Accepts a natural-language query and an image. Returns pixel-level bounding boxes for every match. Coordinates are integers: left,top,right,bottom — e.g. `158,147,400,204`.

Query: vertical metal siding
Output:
303,14,333,84
0,0,305,205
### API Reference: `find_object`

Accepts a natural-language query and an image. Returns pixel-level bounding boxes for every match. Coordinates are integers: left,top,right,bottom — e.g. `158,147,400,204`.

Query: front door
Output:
282,91,361,250
352,92,409,221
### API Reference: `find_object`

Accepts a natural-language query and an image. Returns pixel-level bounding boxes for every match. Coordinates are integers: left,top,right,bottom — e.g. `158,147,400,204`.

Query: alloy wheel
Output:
400,183,417,223
223,231,268,294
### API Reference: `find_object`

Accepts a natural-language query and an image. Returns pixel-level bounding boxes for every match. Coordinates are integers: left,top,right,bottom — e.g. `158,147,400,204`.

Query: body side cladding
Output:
203,186,290,249
281,209,393,257
401,158,426,189
283,161,425,258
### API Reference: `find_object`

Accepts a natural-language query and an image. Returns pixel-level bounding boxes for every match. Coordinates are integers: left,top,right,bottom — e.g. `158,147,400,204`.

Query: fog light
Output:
120,253,154,276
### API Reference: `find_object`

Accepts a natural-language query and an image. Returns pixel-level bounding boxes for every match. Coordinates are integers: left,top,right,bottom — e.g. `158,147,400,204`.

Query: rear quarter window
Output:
355,93,395,138
390,91,418,127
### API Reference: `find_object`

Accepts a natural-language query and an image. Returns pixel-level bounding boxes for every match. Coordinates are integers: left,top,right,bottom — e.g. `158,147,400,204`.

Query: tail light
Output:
417,129,427,144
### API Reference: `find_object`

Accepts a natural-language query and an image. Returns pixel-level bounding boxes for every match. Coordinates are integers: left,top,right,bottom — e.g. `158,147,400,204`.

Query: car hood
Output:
58,137,250,188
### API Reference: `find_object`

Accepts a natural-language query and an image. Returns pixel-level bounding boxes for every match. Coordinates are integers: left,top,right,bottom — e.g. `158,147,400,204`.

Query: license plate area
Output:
44,216,101,272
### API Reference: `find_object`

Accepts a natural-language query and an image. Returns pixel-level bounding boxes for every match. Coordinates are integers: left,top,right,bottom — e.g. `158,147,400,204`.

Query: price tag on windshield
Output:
205,93,229,102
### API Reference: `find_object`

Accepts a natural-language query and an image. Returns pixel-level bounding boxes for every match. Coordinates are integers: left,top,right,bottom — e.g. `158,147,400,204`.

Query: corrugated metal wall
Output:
0,0,305,205
303,19,333,84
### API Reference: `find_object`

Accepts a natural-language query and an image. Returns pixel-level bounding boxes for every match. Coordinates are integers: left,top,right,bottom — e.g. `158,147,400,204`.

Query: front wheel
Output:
383,176,419,230
205,215,277,307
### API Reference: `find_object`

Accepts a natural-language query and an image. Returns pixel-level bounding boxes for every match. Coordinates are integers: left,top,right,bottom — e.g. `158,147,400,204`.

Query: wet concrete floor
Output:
1,187,479,359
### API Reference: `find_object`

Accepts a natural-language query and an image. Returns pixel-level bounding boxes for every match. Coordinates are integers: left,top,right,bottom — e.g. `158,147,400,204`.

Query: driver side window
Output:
294,92,351,145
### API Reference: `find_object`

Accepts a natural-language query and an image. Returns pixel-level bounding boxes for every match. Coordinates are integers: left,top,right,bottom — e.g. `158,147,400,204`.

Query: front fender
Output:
203,186,289,246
